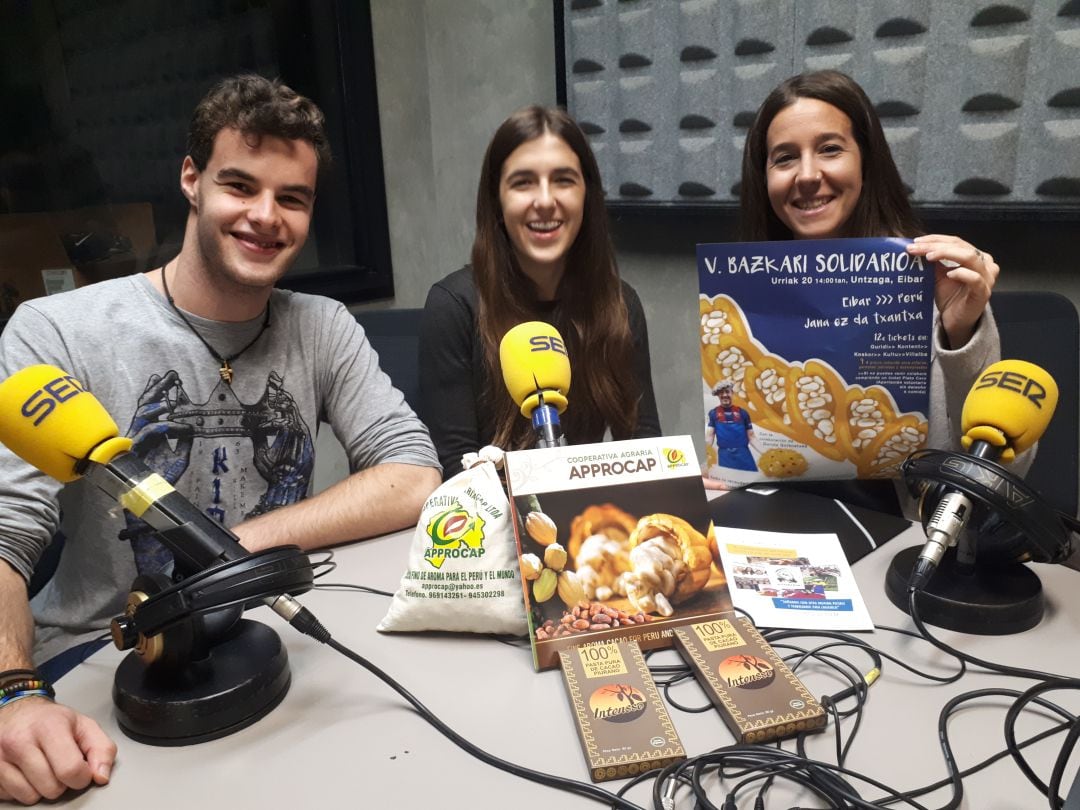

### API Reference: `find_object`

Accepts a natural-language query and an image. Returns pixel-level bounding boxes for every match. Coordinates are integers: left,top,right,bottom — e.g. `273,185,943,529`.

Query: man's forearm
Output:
0,561,35,670
233,463,441,553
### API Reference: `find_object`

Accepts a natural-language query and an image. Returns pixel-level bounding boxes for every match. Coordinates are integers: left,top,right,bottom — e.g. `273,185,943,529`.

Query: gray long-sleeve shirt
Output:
0,274,439,662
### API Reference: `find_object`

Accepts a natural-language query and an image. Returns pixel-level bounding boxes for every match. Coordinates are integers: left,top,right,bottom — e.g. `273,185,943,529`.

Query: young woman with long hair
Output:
419,106,660,476
739,69,1003,458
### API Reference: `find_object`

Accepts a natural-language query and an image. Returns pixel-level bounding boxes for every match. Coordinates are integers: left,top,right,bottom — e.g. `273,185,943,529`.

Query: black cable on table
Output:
908,590,1067,682
1002,679,1080,805
658,746,936,810
270,567,1080,809
313,582,394,597
322,635,649,810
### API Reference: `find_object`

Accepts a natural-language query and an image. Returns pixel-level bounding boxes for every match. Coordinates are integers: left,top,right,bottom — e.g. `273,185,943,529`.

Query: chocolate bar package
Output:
558,638,685,782
673,616,826,744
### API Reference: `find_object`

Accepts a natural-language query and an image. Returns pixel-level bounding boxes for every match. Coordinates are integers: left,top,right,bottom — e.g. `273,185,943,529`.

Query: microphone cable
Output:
287,582,1080,810
278,582,649,809
173,564,585,800
643,631,879,806
626,614,1069,808
232,559,649,807
648,650,1075,810
776,623,1077,810
650,744,934,810
643,649,714,714
313,582,394,597
315,632,648,810
643,620,1018,810
284,580,1075,809
760,627,945,807
643,625,885,808
1004,679,1080,808
819,684,1077,810
644,692,1077,810
772,625,966,686
310,579,534,649
908,589,1069,682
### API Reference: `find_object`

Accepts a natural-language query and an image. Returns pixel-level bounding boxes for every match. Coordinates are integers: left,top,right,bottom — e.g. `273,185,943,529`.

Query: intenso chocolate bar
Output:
673,616,825,744
558,638,685,782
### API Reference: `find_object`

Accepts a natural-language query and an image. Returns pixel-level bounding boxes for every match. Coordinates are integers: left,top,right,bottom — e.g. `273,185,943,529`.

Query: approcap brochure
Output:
504,435,735,670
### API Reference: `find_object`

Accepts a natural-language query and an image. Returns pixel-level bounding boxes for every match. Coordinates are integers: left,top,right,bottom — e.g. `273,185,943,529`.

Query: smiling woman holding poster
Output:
700,70,1021,492
741,70,999,354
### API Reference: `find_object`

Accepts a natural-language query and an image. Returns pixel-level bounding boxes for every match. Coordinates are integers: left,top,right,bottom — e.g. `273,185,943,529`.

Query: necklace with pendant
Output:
160,261,271,385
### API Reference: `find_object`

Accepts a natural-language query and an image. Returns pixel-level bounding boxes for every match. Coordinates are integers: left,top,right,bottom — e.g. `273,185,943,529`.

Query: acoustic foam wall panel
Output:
561,0,1080,209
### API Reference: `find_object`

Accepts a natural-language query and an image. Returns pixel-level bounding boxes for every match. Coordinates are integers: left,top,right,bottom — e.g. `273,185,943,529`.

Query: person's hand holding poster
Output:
698,237,935,488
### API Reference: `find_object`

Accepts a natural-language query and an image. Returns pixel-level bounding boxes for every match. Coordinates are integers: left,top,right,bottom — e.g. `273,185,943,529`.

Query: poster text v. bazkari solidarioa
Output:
697,237,935,488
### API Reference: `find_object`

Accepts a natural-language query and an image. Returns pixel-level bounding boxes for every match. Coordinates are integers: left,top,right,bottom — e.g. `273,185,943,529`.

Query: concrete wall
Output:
370,0,558,310
313,2,1079,495
314,0,558,490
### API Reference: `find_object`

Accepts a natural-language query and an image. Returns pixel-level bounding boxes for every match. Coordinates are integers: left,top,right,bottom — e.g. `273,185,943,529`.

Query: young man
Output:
0,75,441,804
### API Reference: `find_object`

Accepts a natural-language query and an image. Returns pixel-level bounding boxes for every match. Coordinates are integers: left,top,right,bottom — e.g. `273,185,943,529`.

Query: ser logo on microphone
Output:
21,374,86,427
974,369,1048,408
528,335,567,355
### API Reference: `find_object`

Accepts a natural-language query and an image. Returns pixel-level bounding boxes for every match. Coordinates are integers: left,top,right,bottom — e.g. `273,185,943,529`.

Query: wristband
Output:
0,669,38,688
0,689,55,709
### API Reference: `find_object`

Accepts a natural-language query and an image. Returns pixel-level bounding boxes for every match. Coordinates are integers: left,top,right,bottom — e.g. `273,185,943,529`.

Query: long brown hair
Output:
472,105,638,451
740,70,922,241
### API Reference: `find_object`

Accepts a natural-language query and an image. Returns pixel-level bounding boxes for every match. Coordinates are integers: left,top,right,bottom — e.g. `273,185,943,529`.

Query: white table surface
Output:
54,521,1080,809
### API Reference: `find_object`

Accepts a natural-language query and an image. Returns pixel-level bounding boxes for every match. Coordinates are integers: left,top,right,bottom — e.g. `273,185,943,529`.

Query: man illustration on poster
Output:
705,381,761,472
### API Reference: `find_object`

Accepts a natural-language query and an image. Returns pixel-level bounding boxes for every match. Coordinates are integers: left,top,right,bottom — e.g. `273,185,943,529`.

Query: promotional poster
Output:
698,237,935,488
503,435,733,670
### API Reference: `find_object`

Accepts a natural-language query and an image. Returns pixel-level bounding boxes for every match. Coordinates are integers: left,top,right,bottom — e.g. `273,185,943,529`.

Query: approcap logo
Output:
424,505,486,569
589,684,648,723
662,447,688,468
718,654,775,690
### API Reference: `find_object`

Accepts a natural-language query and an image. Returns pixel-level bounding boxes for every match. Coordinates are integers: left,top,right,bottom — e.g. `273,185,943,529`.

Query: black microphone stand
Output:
87,455,314,744
885,448,1059,635
109,554,296,746
885,541,1045,635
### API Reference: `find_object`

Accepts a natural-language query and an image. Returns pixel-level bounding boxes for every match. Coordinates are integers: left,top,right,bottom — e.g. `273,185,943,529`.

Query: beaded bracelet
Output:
0,679,54,701
0,689,55,709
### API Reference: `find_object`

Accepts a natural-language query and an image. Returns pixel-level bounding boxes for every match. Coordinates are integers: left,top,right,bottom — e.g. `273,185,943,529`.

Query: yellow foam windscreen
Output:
961,359,1058,462
0,365,125,482
499,322,571,418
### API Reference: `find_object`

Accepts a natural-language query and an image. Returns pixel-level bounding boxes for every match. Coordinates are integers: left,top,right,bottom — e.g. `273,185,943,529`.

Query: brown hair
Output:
739,70,921,241
472,105,638,451
187,74,330,171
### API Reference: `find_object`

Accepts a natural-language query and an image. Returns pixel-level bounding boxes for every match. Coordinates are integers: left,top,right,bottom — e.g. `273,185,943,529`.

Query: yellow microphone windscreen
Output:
0,365,122,482
961,359,1059,461
499,322,571,418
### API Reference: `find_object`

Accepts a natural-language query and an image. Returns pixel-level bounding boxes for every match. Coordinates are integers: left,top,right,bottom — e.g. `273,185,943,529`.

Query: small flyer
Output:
503,435,733,670
712,526,873,631
697,237,935,488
